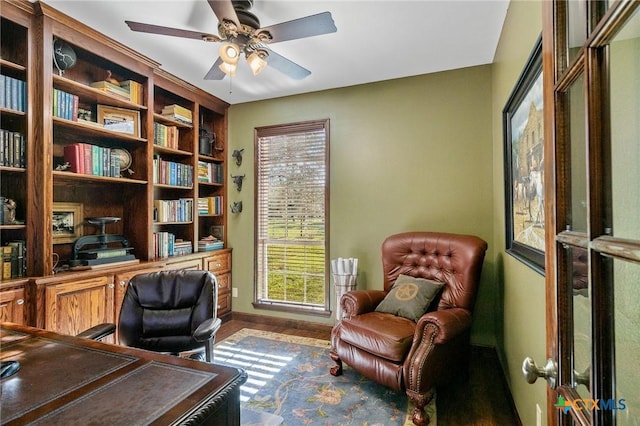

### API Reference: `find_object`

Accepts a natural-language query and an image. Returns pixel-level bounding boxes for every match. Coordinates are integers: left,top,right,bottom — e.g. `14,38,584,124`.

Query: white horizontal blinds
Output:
256,121,328,308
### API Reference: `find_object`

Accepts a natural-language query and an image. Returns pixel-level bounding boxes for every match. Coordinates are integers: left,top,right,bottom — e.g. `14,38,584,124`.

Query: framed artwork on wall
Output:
503,35,545,274
52,202,84,244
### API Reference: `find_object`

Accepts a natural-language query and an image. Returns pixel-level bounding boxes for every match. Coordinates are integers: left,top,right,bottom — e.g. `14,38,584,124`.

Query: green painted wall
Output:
227,66,496,345
491,1,546,425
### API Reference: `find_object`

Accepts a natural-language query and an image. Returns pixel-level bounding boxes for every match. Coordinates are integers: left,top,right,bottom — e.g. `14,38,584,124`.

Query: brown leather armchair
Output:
330,232,488,426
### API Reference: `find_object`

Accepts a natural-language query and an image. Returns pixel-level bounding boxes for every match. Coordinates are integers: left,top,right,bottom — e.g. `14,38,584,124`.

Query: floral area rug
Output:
213,328,436,426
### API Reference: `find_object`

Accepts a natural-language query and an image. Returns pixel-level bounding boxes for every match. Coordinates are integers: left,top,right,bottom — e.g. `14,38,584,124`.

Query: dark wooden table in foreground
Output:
0,322,247,425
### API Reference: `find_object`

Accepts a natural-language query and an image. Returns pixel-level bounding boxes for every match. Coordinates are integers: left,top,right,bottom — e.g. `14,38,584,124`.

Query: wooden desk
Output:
0,323,247,425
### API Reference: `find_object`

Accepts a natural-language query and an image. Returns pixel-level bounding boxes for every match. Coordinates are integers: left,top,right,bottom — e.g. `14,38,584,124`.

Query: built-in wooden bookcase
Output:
197,105,227,243
152,73,197,258
0,1,31,280
7,1,230,277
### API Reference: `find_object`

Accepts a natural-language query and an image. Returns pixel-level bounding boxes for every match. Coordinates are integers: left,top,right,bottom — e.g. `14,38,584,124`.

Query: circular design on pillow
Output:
394,283,419,301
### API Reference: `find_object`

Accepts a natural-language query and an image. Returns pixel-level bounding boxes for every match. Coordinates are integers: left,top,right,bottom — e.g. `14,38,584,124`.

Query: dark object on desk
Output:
0,360,20,379
79,270,221,362
1,322,246,425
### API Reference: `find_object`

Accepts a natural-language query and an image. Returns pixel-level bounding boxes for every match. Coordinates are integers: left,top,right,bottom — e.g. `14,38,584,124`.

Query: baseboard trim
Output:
230,311,334,335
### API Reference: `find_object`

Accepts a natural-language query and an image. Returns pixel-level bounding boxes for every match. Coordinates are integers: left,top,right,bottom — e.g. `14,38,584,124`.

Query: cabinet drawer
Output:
164,258,203,271
204,253,230,273
217,291,231,317
215,273,231,293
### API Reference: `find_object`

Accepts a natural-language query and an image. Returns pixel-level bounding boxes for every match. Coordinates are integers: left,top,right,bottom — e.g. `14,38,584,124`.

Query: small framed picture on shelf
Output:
210,225,224,240
52,202,84,244
97,105,140,137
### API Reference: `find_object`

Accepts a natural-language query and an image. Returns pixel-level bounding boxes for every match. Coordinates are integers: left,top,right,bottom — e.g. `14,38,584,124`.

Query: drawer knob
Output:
119,281,126,286
16,299,24,305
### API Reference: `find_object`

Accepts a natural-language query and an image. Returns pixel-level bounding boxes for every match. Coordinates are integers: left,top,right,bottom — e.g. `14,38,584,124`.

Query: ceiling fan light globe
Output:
219,62,237,76
247,51,268,75
219,43,240,64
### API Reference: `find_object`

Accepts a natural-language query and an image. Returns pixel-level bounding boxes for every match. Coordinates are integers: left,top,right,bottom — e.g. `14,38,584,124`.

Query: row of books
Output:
0,129,26,168
153,198,194,223
120,80,144,105
90,80,131,102
63,143,121,177
197,161,224,184
161,104,192,124
0,74,27,113
197,196,223,215
153,232,192,258
153,155,193,187
153,122,179,149
1,241,26,280
52,88,79,121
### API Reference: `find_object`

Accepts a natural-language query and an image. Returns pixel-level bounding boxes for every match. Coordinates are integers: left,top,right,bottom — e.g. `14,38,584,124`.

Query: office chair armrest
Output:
77,323,117,341
194,317,222,342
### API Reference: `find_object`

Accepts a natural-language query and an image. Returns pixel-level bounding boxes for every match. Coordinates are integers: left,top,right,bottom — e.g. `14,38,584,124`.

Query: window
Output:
254,120,330,314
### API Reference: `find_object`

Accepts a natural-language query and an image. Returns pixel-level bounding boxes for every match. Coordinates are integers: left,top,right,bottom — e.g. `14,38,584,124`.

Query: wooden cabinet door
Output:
0,288,25,325
45,276,114,336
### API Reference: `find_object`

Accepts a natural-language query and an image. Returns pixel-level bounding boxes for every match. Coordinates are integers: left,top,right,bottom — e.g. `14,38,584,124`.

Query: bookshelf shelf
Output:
0,224,26,230
0,166,26,173
0,58,26,72
153,145,193,157
153,113,193,129
53,117,147,143
0,107,26,117
53,75,147,111
53,170,147,185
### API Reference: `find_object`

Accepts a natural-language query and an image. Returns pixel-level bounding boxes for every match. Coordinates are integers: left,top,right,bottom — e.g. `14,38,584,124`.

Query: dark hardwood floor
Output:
219,314,521,426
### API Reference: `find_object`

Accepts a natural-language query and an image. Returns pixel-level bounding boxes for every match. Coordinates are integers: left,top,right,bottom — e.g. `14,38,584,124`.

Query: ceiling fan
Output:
125,0,337,80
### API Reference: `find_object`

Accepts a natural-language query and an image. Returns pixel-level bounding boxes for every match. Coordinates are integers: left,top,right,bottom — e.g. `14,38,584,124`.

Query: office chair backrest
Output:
119,270,217,354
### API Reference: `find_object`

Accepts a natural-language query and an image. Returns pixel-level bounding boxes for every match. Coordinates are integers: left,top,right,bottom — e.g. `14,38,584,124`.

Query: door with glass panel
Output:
524,1,640,424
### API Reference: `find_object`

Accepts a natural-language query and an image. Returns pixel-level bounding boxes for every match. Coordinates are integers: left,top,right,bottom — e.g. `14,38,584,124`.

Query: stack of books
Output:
198,237,223,251
161,104,192,124
90,80,130,101
76,247,136,266
153,198,193,223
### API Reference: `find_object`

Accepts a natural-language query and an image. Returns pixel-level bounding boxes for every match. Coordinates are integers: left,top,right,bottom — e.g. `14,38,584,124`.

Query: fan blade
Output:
259,12,337,44
207,0,240,29
204,57,226,80
126,21,219,41
265,49,311,80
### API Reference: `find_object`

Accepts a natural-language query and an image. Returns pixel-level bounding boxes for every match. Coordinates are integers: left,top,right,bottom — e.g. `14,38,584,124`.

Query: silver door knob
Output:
573,366,590,391
522,357,557,389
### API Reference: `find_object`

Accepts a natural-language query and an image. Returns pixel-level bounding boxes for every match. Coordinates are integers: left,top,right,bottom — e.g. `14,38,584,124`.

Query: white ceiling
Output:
43,0,509,105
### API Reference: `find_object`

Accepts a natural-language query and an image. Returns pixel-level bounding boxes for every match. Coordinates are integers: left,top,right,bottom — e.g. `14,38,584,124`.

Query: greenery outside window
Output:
254,119,330,314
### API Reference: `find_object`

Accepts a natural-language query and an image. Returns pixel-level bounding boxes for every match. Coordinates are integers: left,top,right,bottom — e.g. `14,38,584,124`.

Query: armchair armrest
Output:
415,308,472,344
341,290,387,317
76,323,116,341
194,317,222,342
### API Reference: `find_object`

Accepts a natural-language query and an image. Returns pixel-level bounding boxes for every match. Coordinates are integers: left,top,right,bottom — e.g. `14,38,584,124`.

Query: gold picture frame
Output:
97,105,140,137
52,202,84,244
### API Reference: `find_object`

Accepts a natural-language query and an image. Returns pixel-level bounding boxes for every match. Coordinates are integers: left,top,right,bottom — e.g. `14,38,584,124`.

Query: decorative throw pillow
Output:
375,274,444,322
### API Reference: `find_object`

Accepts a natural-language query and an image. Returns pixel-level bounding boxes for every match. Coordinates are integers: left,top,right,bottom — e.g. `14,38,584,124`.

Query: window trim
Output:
252,119,330,316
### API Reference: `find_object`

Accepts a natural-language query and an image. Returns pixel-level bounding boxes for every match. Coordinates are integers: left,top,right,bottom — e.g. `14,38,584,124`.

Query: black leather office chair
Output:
79,270,222,362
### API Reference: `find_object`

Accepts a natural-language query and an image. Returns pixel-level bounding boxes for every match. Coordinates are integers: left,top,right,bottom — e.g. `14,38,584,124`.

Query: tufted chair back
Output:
381,232,487,311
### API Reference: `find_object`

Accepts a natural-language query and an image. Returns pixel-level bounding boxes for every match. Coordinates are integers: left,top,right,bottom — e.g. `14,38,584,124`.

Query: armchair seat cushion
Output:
340,312,415,362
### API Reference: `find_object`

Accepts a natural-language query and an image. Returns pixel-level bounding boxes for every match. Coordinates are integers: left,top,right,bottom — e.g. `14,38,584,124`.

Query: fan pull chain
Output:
228,75,233,94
